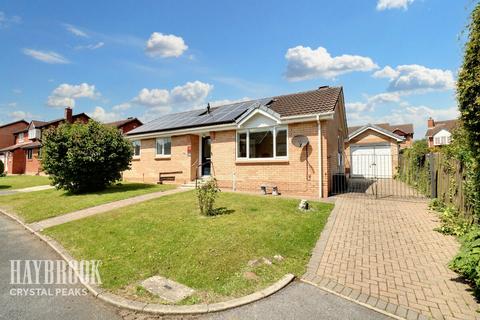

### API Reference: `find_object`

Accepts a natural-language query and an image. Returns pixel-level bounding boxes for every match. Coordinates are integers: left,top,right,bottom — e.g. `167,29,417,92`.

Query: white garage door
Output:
351,145,392,178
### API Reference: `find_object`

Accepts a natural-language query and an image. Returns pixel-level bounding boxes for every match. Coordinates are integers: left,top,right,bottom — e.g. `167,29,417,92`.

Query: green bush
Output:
450,227,480,294
42,120,133,193
397,140,430,195
0,160,4,177
196,178,220,216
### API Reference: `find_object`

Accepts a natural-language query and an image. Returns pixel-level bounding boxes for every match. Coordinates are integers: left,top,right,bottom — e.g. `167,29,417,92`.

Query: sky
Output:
0,0,473,138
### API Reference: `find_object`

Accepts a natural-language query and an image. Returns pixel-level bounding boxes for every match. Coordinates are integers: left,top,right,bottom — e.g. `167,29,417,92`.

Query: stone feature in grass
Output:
141,276,195,303
45,191,333,304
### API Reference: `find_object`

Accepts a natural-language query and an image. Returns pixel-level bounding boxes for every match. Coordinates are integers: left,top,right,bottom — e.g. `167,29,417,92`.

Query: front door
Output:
201,136,211,176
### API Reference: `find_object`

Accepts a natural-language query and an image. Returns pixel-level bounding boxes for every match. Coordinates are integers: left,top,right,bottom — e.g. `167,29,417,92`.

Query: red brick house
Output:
124,86,348,198
0,108,90,175
0,120,29,173
106,117,143,134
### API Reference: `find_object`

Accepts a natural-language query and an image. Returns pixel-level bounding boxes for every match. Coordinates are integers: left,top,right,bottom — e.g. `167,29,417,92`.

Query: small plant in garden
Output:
449,227,480,297
42,120,133,193
196,178,220,216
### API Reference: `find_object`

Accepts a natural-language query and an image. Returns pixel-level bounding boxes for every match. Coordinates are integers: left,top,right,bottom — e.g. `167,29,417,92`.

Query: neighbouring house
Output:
0,107,90,175
344,123,413,178
425,117,459,148
0,120,29,173
124,86,348,198
106,117,143,134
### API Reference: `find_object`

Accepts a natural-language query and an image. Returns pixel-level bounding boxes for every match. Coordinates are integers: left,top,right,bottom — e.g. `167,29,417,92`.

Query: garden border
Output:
0,208,295,315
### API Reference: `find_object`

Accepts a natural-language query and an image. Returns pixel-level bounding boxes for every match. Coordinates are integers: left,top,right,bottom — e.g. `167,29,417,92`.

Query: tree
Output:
42,120,133,193
0,159,4,176
457,2,480,217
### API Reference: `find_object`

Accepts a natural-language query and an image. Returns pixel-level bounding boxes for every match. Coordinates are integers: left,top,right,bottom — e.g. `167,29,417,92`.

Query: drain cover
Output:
141,276,194,303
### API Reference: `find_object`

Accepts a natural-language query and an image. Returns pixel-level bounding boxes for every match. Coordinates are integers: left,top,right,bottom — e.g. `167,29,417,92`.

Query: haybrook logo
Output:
9,260,101,296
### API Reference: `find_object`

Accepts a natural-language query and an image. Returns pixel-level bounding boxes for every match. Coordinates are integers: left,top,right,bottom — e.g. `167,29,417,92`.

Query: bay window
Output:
156,137,171,156
237,126,287,159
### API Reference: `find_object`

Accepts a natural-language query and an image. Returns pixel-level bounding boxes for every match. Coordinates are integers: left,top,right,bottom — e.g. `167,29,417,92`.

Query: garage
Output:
350,144,392,178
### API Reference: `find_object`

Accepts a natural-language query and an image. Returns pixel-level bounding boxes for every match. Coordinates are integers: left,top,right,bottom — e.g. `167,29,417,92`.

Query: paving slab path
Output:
0,184,54,196
29,187,187,231
304,196,480,320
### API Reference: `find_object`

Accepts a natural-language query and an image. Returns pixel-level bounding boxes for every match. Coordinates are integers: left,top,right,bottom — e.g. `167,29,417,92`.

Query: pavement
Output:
305,195,480,320
29,187,187,231
0,212,390,320
0,213,121,320
0,185,54,196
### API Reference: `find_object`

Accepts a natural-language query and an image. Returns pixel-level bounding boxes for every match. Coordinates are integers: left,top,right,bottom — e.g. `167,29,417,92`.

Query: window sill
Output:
155,155,171,160
236,158,289,164
132,156,141,161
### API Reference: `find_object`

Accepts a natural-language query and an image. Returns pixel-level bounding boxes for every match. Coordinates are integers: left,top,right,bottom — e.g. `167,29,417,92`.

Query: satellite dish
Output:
292,135,309,148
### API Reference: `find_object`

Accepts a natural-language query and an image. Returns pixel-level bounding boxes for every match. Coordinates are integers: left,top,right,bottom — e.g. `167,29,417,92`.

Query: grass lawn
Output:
44,191,333,304
0,175,51,190
0,182,175,223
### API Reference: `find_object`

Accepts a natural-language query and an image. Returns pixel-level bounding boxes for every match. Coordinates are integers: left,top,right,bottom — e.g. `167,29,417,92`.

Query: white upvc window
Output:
18,132,24,143
132,140,141,157
433,130,452,146
236,126,288,160
28,128,40,139
156,137,171,156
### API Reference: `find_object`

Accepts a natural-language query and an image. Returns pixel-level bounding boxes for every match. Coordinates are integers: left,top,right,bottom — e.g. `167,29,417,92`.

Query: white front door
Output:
351,145,392,178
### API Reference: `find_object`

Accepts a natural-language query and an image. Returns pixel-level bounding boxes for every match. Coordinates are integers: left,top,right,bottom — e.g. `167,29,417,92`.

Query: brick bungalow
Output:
0,107,90,175
343,123,413,179
0,120,29,172
124,86,348,198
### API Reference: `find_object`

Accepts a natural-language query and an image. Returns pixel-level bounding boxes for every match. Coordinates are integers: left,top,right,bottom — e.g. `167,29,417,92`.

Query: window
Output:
237,126,287,159
156,137,171,156
18,133,24,143
38,148,42,159
132,140,141,157
26,149,33,160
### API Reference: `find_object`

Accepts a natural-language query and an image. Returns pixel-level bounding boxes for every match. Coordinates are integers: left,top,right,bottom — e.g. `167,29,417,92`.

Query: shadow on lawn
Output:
61,183,159,197
211,207,235,216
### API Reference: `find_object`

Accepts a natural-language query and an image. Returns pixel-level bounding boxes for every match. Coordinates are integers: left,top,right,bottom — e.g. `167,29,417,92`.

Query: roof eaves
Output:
348,123,404,142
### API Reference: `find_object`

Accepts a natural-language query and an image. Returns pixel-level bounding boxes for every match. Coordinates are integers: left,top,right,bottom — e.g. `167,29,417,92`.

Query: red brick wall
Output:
25,148,42,174
0,122,28,149
119,120,142,134
7,149,26,174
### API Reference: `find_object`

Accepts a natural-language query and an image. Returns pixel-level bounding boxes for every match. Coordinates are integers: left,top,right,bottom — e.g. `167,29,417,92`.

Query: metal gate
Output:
330,154,429,199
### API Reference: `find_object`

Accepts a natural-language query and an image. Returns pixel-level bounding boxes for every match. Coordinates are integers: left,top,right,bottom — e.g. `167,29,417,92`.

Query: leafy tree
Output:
42,120,133,193
0,159,4,176
457,2,480,217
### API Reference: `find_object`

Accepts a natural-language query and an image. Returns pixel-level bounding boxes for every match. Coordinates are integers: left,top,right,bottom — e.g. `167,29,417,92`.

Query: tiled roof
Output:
348,123,414,135
0,120,28,129
425,119,459,137
105,118,142,128
128,86,343,136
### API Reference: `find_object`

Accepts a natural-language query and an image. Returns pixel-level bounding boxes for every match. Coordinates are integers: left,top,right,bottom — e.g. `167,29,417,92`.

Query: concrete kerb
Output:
0,208,295,315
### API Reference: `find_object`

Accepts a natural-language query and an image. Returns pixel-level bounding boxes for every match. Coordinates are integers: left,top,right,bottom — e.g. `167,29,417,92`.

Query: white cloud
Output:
132,81,213,109
347,92,401,112
374,64,455,93
0,11,21,29
89,106,120,123
64,24,88,37
376,0,414,11
145,32,188,58
112,102,133,112
285,46,378,81
75,42,104,50
23,49,70,64
47,83,99,108
8,110,33,121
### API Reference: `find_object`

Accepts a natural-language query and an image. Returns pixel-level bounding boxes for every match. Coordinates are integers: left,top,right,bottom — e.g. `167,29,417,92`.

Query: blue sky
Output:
0,0,472,137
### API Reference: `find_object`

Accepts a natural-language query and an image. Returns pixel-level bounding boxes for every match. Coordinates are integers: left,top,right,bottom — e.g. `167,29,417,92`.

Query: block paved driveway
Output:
304,196,480,320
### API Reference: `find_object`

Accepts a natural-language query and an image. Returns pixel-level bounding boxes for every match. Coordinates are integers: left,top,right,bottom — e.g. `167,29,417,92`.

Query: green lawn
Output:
0,175,51,190
0,183,175,223
45,191,333,304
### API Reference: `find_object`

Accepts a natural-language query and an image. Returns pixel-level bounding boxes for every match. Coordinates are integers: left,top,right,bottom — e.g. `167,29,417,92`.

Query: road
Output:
0,214,391,320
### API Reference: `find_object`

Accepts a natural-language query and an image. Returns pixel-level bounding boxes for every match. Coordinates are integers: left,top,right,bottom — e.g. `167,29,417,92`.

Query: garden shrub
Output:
42,120,133,193
450,227,480,295
0,160,4,177
397,140,430,195
196,178,220,216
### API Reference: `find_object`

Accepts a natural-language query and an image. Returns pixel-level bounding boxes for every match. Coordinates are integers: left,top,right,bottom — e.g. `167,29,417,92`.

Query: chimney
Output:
64,107,73,123
427,117,435,128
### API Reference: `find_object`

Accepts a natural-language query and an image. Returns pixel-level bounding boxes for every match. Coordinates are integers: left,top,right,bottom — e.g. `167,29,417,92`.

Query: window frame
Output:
236,125,288,161
155,137,172,157
26,149,33,160
18,132,24,143
132,140,141,158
